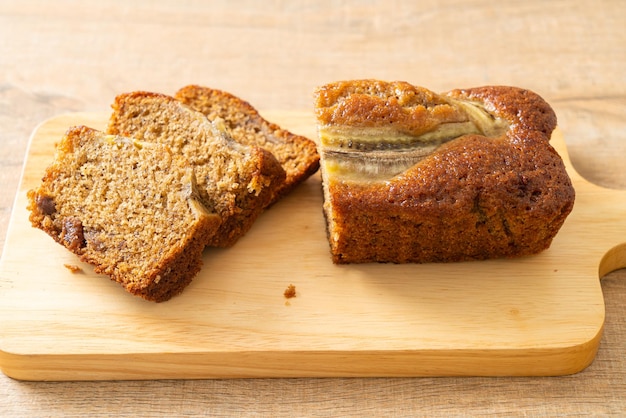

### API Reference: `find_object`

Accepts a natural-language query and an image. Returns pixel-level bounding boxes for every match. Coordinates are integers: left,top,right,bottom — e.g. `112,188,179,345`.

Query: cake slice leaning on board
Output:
27,126,221,302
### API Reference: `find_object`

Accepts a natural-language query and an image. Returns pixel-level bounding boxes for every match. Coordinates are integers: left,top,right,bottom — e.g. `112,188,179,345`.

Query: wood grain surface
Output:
1,0,625,416
2,113,621,381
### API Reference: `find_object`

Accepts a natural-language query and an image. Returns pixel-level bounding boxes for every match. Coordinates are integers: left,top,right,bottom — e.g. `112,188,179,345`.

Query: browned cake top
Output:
446,86,557,138
315,81,559,183
314,79,470,136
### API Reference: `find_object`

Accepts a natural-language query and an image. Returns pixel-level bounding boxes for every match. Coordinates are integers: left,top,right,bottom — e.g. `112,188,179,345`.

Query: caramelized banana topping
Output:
319,98,509,182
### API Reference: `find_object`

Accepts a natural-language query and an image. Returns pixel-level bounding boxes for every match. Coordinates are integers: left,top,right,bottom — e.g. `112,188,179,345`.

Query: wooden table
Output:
1,0,625,415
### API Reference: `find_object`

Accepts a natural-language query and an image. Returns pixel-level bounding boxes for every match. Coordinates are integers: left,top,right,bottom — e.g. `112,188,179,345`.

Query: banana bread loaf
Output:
175,85,320,202
108,91,286,247
27,126,221,302
314,80,575,264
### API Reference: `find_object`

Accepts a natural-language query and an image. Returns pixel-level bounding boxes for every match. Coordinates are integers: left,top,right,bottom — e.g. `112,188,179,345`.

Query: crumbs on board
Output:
284,284,296,299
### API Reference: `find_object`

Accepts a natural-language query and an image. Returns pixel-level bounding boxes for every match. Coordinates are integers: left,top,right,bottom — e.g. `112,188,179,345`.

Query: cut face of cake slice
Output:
108,91,286,247
175,85,320,203
314,80,575,264
27,126,221,302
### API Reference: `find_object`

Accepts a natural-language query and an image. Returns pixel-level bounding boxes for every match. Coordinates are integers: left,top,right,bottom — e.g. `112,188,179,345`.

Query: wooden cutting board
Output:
1,112,625,381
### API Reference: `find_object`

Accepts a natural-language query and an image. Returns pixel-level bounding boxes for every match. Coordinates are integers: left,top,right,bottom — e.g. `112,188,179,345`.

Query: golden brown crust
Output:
314,79,470,136
445,86,557,137
108,91,286,247
175,85,320,202
316,81,575,264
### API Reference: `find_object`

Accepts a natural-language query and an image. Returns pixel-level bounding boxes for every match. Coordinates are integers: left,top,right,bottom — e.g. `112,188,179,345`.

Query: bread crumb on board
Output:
284,284,296,299
64,264,83,273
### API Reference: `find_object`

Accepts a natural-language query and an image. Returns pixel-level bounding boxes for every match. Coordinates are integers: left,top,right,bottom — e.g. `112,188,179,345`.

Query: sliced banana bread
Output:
107,91,286,247
175,85,320,202
27,126,220,302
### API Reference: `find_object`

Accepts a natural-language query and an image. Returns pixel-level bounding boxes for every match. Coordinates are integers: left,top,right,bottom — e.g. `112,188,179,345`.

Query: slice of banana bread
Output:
107,91,286,247
175,85,320,203
27,126,221,302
